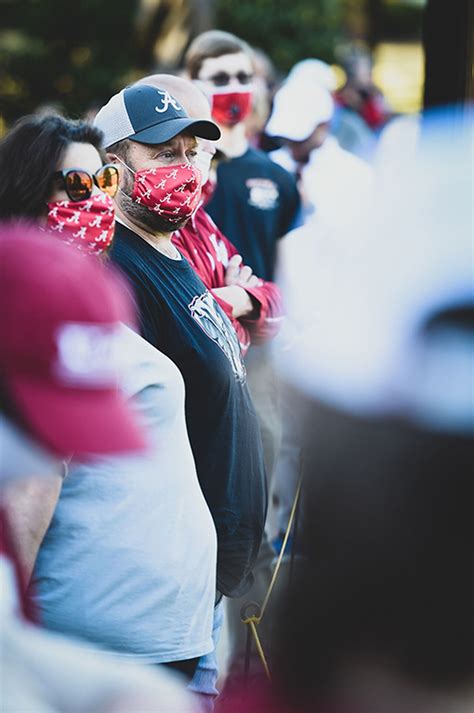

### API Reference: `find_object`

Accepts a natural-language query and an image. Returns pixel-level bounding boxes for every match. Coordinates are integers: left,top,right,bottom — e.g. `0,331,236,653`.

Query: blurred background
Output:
1,0,471,134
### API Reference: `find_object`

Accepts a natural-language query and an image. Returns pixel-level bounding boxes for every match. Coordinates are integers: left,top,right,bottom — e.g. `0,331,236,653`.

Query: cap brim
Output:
265,115,313,142
130,117,221,144
9,374,146,458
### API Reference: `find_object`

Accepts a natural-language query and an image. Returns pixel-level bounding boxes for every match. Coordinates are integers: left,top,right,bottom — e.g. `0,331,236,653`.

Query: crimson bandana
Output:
46,193,115,255
131,163,202,224
211,91,252,126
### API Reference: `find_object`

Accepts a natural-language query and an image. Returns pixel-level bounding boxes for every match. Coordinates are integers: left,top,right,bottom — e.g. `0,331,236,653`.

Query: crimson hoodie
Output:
173,206,284,356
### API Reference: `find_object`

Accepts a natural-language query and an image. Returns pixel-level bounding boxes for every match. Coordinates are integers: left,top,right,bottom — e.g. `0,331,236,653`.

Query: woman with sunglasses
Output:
0,113,119,255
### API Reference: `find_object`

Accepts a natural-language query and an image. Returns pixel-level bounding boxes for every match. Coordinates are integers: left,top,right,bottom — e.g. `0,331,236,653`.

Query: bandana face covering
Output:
211,90,252,126
46,193,115,255
128,163,202,224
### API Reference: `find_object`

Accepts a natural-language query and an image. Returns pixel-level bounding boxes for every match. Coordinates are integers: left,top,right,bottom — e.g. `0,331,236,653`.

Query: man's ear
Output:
106,152,118,164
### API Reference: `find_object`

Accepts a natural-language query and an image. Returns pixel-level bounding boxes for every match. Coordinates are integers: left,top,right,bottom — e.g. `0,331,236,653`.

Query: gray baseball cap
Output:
94,84,221,148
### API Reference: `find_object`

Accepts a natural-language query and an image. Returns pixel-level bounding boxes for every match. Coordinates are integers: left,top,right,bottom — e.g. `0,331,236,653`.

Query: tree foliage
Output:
215,0,344,73
0,0,139,125
0,0,422,129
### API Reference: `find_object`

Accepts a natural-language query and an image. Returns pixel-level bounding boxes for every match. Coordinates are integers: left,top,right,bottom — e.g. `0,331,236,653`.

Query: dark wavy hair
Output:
0,114,104,221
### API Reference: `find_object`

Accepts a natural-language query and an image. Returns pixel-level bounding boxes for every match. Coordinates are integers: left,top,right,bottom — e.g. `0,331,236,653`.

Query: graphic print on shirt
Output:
246,178,279,210
188,291,246,383
208,231,230,268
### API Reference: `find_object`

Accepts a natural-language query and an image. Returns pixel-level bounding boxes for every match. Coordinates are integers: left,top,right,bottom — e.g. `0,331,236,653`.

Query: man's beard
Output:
118,172,190,234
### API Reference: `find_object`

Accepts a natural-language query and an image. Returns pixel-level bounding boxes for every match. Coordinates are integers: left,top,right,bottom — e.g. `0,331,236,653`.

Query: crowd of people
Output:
0,27,472,713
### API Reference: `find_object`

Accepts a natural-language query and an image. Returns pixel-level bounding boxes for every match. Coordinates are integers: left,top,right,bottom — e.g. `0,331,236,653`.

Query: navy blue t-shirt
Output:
111,223,267,598
206,147,301,281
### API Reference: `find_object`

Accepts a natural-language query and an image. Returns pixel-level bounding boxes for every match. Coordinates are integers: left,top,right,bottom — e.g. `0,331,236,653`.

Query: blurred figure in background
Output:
336,45,392,131
185,30,301,283
185,29,301,688
1,225,199,713
267,56,375,160
222,107,474,712
265,60,372,558
266,70,372,226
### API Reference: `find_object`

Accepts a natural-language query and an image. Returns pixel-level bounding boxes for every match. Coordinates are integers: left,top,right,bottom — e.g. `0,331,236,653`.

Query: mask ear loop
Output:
109,155,136,200
110,154,136,176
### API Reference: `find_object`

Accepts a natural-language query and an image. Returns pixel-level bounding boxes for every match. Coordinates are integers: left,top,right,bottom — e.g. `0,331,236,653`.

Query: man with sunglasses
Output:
185,31,301,687
94,83,267,709
185,30,301,283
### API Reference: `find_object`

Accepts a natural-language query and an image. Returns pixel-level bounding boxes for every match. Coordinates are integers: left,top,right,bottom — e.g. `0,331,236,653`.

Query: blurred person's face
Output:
197,52,254,127
287,122,330,163
109,132,201,233
198,52,254,92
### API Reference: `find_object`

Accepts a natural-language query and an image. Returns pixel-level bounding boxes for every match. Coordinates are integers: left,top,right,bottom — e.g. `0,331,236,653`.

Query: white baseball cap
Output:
287,59,337,92
266,81,334,141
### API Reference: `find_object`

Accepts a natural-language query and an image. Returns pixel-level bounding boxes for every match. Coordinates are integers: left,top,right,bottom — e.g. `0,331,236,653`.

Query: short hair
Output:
0,114,104,222
185,30,252,79
105,137,131,160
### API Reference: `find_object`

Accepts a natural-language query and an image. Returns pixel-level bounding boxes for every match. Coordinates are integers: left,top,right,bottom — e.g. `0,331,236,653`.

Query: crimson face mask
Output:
46,193,116,255
123,162,202,224
211,90,252,126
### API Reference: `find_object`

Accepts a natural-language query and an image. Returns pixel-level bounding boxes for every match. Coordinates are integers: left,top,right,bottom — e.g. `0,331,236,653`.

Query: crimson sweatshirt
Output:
173,206,284,356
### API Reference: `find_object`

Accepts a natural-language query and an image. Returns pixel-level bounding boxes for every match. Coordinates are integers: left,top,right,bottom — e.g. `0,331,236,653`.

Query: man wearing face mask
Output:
134,73,284,356
94,84,267,707
185,31,301,284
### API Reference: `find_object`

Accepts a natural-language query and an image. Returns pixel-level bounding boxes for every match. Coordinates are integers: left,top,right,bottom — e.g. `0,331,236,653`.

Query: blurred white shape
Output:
286,58,337,92
0,414,62,484
1,551,199,712
266,81,334,142
300,136,373,227
277,107,474,432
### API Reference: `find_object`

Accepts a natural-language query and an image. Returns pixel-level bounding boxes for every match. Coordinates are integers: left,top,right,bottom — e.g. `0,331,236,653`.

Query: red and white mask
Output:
125,162,202,224
46,193,116,256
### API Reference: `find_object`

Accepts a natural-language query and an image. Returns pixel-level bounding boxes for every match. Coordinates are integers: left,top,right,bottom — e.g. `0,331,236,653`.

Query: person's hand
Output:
225,254,262,289
224,254,243,285
213,286,256,319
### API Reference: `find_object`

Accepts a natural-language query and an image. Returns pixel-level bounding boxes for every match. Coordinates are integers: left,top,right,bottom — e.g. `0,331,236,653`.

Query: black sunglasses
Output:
52,164,119,202
207,71,253,87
